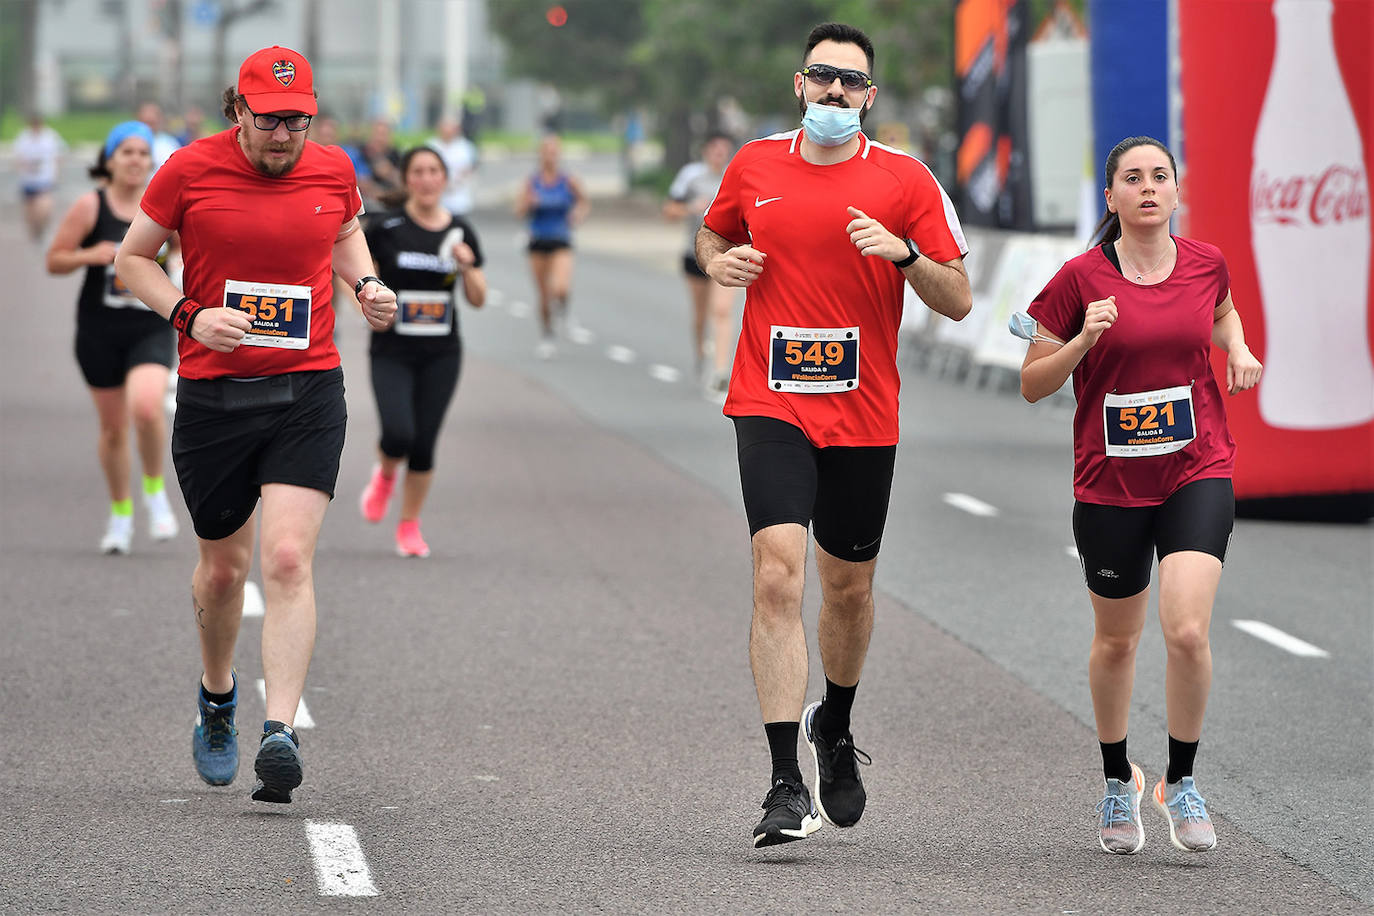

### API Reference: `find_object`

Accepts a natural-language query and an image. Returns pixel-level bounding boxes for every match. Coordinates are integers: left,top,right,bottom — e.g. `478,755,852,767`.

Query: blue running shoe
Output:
192,674,239,786
1153,776,1217,852
1096,762,1145,854
252,720,303,804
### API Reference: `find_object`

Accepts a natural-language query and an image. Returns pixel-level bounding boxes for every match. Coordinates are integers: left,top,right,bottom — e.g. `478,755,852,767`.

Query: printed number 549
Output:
784,341,845,365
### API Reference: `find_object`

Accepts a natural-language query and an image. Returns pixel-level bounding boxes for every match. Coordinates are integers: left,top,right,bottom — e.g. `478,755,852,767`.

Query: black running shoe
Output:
803,700,872,827
752,777,822,847
251,721,302,804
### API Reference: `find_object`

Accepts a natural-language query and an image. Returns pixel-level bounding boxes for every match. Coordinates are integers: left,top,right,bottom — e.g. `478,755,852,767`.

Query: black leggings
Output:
1072,477,1235,599
369,347,461,472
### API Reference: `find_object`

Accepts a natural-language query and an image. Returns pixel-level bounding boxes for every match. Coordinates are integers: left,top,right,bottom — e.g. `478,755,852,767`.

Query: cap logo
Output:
272,60,296,87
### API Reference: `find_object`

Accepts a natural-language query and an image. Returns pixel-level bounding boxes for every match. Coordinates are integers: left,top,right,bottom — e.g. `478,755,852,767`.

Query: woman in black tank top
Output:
45,121,179,555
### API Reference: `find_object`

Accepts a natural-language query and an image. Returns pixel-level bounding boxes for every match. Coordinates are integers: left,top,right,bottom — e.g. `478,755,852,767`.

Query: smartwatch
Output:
354,275,386,297
894,239,921,269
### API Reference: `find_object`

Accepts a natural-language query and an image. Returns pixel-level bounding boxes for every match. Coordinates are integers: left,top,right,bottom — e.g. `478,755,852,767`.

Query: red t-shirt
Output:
704,131,968,447
141,128,362,379
1027,236,1237,506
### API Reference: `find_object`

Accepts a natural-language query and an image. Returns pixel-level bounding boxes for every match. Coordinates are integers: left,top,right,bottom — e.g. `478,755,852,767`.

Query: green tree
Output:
486,0,644,101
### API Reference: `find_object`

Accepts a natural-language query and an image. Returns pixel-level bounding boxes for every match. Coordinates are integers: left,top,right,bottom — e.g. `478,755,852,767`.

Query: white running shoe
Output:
145,490,180,541
100,514,133,555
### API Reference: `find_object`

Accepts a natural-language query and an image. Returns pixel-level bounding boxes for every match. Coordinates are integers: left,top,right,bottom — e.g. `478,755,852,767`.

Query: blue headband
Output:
103,121,154,159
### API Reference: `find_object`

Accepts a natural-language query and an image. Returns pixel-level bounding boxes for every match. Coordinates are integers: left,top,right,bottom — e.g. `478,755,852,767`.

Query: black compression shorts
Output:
733,415,896,563
171,367,347,540
75,323,175,389
1072,477,1235,599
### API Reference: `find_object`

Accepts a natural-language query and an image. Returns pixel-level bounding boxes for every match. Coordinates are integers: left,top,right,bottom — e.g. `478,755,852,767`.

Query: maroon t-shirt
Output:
1028,236,1236,506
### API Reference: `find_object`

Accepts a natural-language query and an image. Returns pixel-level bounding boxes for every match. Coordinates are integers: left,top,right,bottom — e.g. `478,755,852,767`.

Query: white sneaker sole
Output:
752,809,822,847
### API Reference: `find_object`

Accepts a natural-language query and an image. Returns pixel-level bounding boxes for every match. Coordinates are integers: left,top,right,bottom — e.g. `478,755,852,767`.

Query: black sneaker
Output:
251,720,303,804
752,777,822,847
803,700,872,827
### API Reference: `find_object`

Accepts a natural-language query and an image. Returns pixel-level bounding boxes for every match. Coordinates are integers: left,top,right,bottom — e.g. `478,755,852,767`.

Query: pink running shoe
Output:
395,519,430,558
360,467,395,523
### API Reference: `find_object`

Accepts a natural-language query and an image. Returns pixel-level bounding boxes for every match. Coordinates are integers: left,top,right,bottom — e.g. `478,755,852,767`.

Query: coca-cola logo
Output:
1252,165,1369,226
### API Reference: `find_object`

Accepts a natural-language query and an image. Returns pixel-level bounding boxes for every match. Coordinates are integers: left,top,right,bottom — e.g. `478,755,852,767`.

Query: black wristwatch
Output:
354,275,386,297
893,239,921,269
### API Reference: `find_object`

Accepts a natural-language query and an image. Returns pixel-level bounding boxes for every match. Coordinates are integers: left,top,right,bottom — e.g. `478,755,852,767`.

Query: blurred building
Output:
27,0,550,132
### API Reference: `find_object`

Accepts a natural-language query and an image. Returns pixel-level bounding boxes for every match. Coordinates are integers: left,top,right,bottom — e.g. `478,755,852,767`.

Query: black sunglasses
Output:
243,102,312,132
801,64,872,91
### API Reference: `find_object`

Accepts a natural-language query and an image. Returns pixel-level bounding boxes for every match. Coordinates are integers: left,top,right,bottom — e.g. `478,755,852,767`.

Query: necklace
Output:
1117,240,1172,283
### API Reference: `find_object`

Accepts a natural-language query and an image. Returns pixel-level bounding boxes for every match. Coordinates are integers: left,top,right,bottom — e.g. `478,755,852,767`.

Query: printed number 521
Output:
1118,403,1175,431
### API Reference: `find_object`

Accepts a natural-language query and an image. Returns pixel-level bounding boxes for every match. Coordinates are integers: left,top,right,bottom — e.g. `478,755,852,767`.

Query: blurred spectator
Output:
427,114,478,215
175,104,207,145
309,114,341,147
137,101,183,170
13,112,66,242
353,118,403,211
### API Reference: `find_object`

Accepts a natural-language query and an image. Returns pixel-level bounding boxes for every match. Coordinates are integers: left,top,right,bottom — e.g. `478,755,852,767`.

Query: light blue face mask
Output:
801,102,863,147
1008,311,1063,345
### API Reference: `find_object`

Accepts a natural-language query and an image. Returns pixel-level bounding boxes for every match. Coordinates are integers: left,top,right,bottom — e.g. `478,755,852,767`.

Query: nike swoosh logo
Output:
851,537,881,552
754,196,783,207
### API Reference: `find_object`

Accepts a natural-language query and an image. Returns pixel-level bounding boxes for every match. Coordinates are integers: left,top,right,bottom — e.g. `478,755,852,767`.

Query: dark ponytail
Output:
1088,135,1178,249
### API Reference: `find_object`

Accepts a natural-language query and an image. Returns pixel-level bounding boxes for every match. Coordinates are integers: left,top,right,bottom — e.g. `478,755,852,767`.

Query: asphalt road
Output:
1,166,1370,914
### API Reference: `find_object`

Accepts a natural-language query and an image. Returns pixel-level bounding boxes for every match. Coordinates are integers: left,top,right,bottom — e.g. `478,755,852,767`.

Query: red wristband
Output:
170,296,204,337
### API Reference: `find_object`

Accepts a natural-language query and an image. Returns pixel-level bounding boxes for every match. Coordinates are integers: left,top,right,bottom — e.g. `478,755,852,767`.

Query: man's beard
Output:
249,143,303,177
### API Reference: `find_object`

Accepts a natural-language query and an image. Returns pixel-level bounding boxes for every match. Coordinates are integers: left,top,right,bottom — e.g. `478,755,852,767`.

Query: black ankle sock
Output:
1099,737,1132,783
764,721,802,784
817,678,858,738
201,684,234,706
1166,735,1198,784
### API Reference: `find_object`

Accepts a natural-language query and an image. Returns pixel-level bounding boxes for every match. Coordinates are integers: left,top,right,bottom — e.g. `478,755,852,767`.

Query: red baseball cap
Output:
237,46,317,116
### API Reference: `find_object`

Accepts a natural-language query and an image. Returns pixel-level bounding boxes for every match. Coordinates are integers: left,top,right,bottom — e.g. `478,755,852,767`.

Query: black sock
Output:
1099,737,1132,783
1167,735,1199,784
201,684,234,706
764,721,802,784
816,678,858,738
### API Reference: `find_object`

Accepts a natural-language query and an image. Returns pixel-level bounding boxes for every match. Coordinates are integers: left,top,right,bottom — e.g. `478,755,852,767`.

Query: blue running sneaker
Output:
192,674,239,786
252,720,303,804
1153,776,1217,852
1096,762,1145,854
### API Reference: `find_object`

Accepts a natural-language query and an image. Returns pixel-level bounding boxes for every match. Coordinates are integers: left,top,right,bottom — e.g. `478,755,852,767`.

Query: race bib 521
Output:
1103,384,1195,457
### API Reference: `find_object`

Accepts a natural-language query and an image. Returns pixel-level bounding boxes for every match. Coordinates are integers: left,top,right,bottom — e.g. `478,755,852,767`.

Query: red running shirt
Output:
140,127,362,379
1027,236,1237,506
704,131,968,447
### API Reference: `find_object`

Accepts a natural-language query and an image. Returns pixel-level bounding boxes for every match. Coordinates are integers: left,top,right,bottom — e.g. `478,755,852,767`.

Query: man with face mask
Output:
696,22,973,848
114,46,397,806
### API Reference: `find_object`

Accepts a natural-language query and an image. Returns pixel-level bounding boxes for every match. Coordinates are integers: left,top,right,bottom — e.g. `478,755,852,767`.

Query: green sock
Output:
111,498,134,517
143,475,164,496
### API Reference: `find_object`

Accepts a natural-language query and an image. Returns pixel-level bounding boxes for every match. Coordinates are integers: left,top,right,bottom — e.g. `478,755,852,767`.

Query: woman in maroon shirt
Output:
1020,136,1262,856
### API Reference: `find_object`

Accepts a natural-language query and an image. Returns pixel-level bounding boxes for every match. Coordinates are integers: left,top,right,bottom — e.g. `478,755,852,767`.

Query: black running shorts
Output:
733,415,897,563
171,367,347,540
528,238,571,254
75,323,175,389
682,253,708,279
1072,477,1235,599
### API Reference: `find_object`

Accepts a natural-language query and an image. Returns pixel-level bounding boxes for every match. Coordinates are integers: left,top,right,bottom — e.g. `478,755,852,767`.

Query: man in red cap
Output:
115,46,396,804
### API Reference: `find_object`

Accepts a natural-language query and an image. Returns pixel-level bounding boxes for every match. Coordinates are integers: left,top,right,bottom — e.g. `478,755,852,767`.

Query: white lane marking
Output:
1065,546,1079,559
255,678,316,728
305,822,379,897
509,301,532,319
160,798,189,804
473,774,500,782
649,364,681,383
567,324,595,345
606,345,636,364
1232,619,1331,658
242,581,264,618
942,492,1000,517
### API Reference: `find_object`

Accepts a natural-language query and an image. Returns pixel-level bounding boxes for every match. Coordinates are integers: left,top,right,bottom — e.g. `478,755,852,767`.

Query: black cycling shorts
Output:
1072,476,1235,599
75,323,175,389
682,253,708,279
528,238,571,254
733,415,896,563
171,367,347,540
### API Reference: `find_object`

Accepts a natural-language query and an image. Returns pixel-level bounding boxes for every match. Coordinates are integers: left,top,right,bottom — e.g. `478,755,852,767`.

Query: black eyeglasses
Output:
801,64,872,91
243,102,312,132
